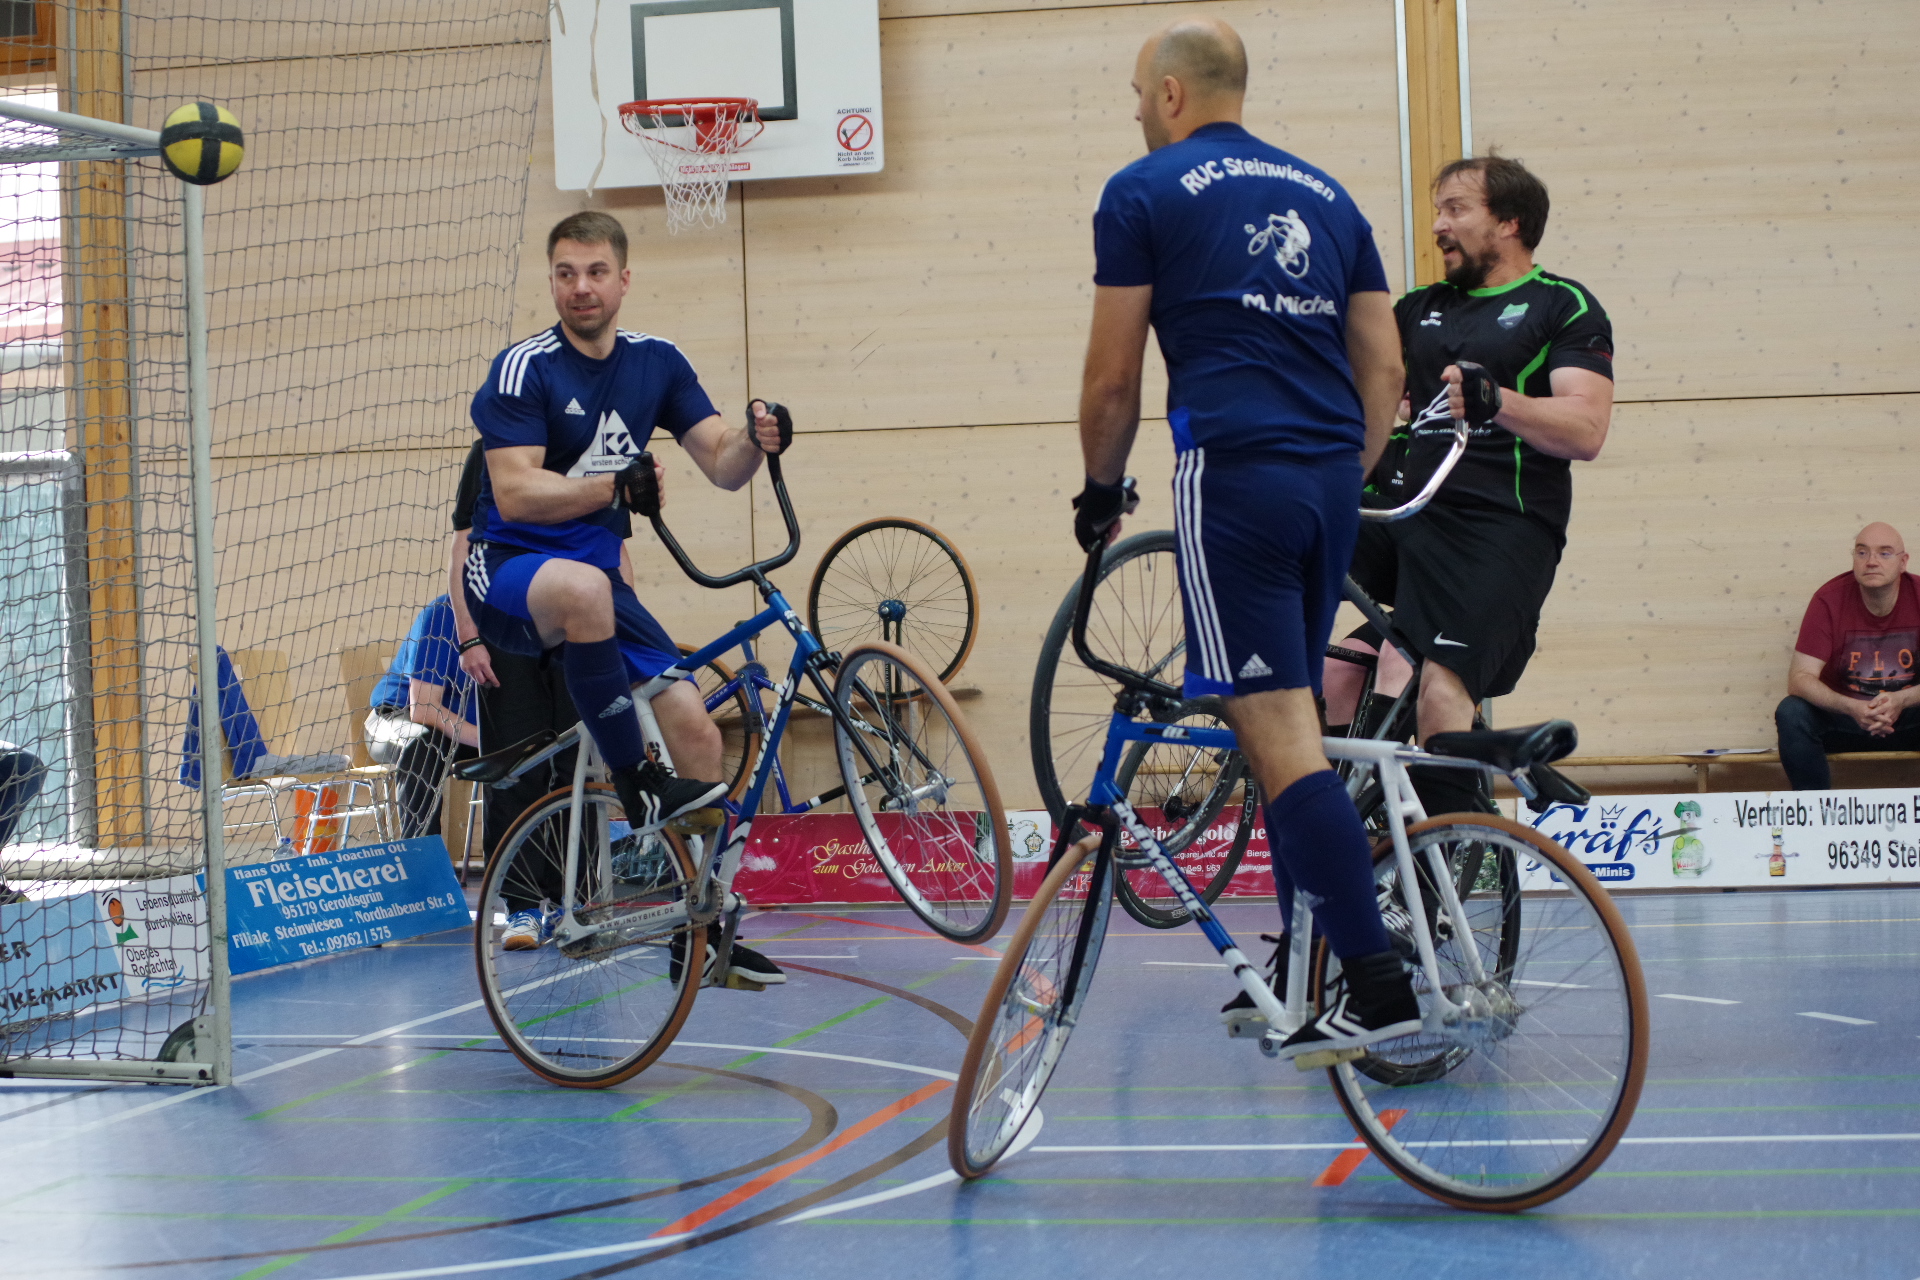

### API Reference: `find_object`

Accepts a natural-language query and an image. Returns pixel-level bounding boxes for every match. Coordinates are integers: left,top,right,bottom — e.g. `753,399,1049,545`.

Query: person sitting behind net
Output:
0,738,49,903
1776,522,1920,790
366,595,478,838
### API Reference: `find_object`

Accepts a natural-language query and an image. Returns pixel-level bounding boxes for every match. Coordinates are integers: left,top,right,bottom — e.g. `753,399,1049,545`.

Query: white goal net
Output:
0,1,545,1082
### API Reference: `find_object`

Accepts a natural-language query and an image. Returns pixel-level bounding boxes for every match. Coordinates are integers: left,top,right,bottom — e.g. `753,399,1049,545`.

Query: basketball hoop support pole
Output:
183,177,233,1087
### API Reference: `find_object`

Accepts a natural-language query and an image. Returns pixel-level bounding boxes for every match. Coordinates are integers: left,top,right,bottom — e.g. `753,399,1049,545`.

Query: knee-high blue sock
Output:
1264,770,1389,960
1270,852,1298,935
562,637,644,770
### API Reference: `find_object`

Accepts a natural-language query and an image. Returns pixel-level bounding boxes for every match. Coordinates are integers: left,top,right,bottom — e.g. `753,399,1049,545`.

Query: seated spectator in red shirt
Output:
1776,522,1920,789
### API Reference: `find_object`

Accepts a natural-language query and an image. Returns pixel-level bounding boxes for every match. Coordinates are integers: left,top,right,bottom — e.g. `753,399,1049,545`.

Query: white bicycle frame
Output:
1107,735,1502,1050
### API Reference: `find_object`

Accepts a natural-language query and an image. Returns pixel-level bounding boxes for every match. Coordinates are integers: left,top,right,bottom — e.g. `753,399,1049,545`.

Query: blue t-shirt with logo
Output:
467,325,719,568
1093,122,1389,458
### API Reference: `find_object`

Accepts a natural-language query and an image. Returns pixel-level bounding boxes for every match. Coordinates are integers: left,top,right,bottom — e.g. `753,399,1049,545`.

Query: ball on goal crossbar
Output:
159,102,244,185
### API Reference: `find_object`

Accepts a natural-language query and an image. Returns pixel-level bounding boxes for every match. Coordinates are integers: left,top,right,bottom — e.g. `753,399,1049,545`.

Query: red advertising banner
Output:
735,808,1276,906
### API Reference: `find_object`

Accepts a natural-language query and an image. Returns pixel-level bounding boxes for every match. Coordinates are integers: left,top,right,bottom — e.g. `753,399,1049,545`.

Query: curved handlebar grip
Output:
648,450,803,592
1361,417,1470,523
1068,537,1184,703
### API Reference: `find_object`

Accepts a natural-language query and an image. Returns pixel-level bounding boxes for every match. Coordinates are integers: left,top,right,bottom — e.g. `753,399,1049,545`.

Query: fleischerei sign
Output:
225,837,471,975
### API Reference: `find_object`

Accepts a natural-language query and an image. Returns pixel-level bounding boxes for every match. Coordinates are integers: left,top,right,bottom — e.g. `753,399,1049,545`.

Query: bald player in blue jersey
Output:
464,211,789,982
1072,19,1420,1061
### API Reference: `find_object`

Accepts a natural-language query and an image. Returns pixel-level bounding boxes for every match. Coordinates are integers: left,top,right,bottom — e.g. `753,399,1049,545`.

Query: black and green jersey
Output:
1374,266,1612,536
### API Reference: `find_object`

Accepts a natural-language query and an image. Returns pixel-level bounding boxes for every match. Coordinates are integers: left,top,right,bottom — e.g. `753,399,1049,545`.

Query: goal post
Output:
0,97,229,1085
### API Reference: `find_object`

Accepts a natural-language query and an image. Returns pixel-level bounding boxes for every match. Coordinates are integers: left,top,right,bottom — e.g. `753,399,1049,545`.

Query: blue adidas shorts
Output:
462,541,683,685
1172,448,1362,700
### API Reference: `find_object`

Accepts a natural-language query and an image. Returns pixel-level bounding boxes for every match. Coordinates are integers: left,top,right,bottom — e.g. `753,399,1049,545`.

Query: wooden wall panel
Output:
1499,394,1920,755
750,419,1178,809
739,0,1403,434
1467,0,1920,401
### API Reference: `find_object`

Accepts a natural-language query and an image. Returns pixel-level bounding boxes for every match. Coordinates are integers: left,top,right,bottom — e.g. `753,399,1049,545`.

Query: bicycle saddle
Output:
1424,719,1577,772
451,729,559,786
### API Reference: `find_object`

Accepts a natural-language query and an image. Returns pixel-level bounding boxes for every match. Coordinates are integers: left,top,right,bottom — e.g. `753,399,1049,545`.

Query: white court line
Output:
1143,961,1229,969
756,954,860,960
1035,1133,1920,1155
1799,1011,1876,1026
303,1233,691,1280
674,1042,959,1082
1656,993,1741,1005
9,995,491,1149
777,1109,1047,1226
1514,979,1589,990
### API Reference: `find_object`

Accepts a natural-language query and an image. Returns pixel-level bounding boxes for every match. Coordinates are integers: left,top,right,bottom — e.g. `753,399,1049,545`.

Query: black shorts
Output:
1347,504,1560,702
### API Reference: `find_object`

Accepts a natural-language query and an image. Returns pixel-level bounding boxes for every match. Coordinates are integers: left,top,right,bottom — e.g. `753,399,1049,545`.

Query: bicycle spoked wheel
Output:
832,640,1011,943
1315,815,1648,1210
680,644,760,803
808,517,979,684
1111,699,1254,928
475,785,706,1087
1030,530,1189,823
950,834,1112,1178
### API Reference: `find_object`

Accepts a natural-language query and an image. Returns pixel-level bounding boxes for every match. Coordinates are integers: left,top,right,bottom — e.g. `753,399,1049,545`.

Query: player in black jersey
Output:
1325,153,1615,817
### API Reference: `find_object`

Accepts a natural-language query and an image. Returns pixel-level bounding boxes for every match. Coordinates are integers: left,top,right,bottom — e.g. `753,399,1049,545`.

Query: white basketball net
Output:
620,99,763,233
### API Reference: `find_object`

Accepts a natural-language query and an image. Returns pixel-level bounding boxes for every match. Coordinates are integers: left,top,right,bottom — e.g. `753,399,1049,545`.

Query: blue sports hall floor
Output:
3,887,1918,1280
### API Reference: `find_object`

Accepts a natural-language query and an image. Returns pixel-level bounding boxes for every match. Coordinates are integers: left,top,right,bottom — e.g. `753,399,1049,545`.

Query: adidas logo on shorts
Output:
1238,653,1274,680
598,695,634,719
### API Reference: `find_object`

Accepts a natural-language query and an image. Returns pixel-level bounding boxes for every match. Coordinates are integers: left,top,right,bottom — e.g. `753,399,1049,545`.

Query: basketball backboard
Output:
549,0,883,191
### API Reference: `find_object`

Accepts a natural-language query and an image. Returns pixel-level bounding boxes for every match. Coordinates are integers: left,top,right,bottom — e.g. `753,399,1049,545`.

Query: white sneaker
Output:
502,909,547,951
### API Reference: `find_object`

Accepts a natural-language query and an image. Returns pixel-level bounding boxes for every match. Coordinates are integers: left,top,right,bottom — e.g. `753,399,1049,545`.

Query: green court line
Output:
245,1051,461,1121
231,1178,479,1279
608,993,893,1119
0,1174,85,1209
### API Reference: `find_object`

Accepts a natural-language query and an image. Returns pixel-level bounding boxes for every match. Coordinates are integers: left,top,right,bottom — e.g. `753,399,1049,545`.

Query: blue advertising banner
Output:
0,892,125,1023
226,837,470,976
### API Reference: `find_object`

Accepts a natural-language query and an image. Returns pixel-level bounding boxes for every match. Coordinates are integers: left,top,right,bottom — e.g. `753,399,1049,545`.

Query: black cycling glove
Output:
614,452,660,518
1072,476,1137,552
1454,361,1503,426
748,400,793,454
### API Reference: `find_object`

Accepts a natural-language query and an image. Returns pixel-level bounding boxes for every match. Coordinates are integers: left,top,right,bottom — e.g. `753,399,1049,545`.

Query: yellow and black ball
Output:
159,102,244,186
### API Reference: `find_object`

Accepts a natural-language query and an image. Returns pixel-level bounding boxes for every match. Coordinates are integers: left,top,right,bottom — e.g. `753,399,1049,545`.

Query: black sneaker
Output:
610,759,725,832
1220,932,1288,1037
722,943,787,989
1272,949,1422,1069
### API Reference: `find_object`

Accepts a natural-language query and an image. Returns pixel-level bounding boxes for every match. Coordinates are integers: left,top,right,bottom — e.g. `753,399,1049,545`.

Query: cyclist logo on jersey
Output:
1245,210,1311,280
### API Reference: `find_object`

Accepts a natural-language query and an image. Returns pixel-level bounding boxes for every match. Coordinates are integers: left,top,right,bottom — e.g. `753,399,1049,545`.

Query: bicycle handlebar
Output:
1361,390,1471,524
1069,534,1184,704
644,450,802,591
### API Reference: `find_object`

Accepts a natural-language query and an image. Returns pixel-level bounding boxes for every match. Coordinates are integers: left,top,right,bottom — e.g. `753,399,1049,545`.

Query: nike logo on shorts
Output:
1433,633,1469,648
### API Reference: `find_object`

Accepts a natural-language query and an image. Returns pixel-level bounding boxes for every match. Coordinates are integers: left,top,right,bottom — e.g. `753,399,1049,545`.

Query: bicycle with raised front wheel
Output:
460,451,1012,1088
950,475,1649,1213
1028,390,1490,926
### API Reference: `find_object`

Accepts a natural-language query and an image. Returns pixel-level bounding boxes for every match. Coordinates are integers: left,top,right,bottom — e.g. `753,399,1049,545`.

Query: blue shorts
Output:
462,541,683,685
1172,449,1361,699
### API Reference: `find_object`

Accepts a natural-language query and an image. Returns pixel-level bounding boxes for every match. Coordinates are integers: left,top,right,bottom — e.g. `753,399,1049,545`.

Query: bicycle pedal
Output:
669,810,725,835
1224,1014,1266,1039
724,972,767,992
1293,1046,1367,1072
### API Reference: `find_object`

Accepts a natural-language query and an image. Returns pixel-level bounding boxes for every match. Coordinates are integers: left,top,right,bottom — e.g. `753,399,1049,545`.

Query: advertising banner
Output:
734,807,1278,905
1521,788,1920,890
226,837,470,975
99,873,209,995
0,892,125,1024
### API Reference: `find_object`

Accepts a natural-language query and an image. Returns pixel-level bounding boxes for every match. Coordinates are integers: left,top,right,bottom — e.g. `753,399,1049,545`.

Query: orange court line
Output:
649,1078,952,1239
1311,1108,1405,1188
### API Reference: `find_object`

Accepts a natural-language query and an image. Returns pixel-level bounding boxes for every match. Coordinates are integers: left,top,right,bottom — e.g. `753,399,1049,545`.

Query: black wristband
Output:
458,637,485,653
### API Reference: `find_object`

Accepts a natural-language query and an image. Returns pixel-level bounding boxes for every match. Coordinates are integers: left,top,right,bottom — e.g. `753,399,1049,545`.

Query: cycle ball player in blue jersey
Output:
463,211,789,985
1072,19,1420,1060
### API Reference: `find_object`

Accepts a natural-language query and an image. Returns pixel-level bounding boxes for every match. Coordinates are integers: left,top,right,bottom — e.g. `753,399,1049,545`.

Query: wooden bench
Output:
1556,750,1920,792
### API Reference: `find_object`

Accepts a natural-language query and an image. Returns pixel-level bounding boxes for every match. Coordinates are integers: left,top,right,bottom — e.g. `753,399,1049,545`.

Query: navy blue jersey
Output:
467,325,718,568
1093,122,1389,458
